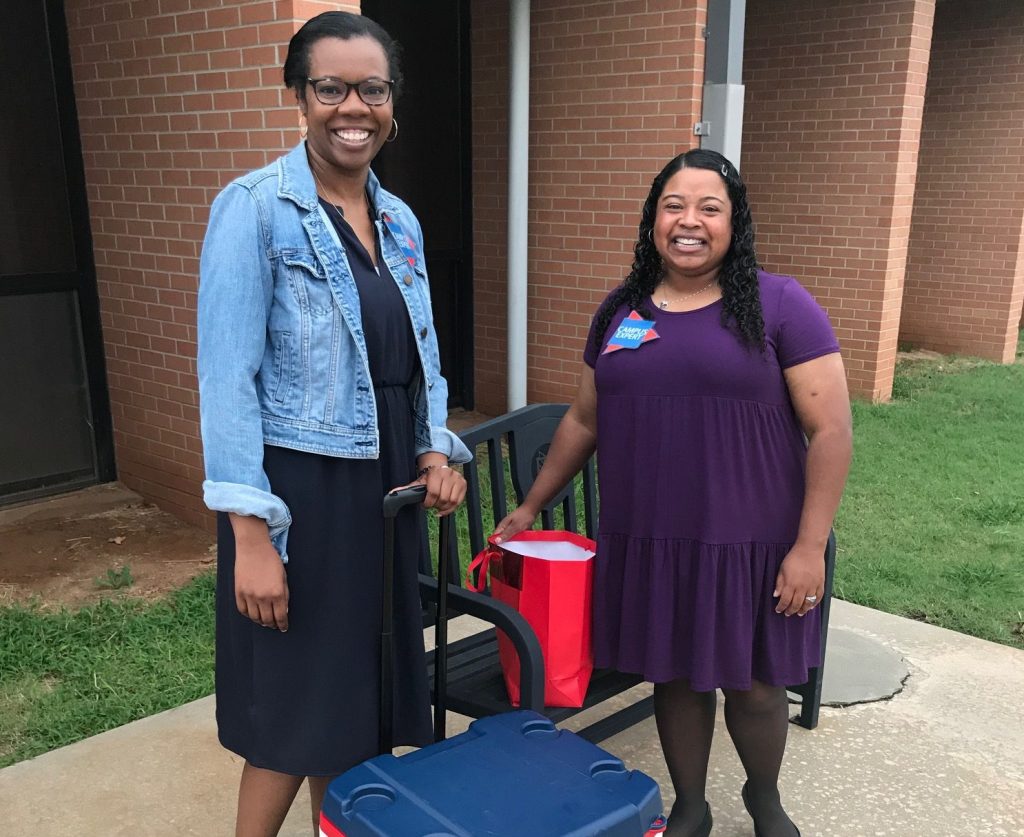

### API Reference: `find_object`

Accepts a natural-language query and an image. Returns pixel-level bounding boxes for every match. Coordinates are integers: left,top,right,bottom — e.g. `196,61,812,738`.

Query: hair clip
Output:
720,163,729,177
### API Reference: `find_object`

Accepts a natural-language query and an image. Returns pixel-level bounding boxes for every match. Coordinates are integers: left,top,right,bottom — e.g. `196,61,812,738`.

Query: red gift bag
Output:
467,530,595,708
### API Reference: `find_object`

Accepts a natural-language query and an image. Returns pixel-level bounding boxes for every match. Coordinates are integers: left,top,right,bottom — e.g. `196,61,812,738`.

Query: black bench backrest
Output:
448,404,597,591
423,404,836,731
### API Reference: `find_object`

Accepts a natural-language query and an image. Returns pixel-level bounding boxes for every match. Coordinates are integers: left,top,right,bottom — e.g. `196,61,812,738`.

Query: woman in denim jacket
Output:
197,13,470,835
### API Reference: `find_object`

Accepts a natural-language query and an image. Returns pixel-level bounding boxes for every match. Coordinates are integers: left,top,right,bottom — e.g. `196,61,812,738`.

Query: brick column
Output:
66,0,357,526
471,1,707,414
901,0,1024,363
743,0,936,401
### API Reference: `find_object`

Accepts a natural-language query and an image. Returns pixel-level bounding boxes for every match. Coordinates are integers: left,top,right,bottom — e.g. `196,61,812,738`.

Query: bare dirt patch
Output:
0,483,215,610
897,348,944,363
0,410,497,612
896,348,997,373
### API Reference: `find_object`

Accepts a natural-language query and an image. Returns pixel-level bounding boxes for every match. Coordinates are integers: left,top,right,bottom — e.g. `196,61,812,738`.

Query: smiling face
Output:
652,166,733,286
299,35,393,182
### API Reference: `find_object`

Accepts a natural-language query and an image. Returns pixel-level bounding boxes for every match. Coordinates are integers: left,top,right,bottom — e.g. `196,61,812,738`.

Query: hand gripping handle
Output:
382,484,427,518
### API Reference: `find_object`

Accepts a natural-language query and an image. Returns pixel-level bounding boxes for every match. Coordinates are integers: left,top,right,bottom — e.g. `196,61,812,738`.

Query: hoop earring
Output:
647,228,653,243
299,115,308,141
386,118,399,143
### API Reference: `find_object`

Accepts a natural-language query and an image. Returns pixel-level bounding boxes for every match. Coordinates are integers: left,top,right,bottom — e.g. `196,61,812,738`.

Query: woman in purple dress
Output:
495,150,852,837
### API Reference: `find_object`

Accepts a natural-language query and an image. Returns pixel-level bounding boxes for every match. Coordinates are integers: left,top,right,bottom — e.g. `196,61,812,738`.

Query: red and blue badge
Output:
602,310,660,354
381,212,418,267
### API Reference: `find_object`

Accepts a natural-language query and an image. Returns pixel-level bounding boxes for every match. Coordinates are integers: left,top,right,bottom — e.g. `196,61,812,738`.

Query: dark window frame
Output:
0,0,116,502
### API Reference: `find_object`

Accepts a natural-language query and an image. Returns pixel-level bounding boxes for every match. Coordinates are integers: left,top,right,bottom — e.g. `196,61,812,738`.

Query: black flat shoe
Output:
741,782,800,837
667,800,712,837
691,802,713,837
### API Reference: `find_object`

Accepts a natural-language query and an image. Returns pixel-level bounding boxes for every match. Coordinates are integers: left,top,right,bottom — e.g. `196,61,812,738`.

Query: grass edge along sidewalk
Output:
0,573,215,768
2,337,1022,767
833,339,1024,650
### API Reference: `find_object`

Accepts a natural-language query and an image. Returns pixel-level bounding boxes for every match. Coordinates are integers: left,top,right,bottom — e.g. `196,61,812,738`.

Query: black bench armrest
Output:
419,574,545,711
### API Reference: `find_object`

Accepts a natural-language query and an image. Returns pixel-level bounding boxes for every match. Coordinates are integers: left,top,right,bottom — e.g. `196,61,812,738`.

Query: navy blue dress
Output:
215,198,432,776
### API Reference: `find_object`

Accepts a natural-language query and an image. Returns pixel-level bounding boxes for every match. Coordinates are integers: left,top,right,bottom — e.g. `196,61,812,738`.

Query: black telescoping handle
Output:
380,485,427,755
433,513,453,742
383,484,427,518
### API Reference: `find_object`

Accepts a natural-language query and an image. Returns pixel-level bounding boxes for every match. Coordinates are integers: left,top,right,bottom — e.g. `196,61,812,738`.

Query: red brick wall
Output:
901,0,1024,363
471,1,707,415
1018,218,1024,329
742,0,936,402
66,0,357,527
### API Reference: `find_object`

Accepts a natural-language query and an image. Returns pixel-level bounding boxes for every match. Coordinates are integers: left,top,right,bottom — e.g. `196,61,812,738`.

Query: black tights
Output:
655,680,715,835
655,679,797,836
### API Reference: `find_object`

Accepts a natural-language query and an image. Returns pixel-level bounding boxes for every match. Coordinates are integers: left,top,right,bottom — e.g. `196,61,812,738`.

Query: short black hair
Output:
283,12,404,102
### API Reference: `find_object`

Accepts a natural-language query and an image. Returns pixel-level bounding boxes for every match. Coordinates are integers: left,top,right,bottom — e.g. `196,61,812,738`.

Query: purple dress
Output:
583,271,840,691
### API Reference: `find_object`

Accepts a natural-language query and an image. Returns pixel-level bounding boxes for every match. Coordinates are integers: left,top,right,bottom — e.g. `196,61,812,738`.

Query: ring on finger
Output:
804,595,818,604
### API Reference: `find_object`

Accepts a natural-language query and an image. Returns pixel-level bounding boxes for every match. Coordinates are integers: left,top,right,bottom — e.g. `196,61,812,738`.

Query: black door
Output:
360,0,474,409
0,0,114,504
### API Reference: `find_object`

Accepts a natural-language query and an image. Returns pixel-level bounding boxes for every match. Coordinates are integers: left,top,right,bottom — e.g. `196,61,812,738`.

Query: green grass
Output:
833,338,1024,648
1,336,1022,765
94,565,134,590
0,574,215,768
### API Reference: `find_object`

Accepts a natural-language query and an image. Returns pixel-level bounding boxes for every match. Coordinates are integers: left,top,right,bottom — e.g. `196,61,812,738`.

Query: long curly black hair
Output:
590,149,764,352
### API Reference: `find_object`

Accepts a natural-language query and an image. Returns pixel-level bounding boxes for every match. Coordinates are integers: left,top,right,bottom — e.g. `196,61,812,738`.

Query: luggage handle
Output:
380,483,452,753
383,483,427,517
434,513,453,743
380,485,425,754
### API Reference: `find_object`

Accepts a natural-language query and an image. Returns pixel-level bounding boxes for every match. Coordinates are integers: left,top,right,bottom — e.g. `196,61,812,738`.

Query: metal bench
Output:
420,403,835,738
789,530,836,729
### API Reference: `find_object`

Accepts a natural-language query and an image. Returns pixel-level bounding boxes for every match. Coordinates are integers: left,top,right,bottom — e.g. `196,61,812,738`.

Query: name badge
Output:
381,213,418,267
602,310,660,354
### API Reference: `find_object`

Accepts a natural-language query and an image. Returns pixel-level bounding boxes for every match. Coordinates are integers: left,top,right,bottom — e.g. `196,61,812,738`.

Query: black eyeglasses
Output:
306,77,394,107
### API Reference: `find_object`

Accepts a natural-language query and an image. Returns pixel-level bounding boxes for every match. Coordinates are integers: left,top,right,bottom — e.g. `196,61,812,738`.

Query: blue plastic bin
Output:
319,711,664,837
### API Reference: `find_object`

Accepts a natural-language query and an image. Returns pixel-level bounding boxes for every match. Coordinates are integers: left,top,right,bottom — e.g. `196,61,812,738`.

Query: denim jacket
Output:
198,142,472,561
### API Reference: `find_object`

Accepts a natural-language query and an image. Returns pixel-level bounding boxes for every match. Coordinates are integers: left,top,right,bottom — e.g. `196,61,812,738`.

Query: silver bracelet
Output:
416,463,450,478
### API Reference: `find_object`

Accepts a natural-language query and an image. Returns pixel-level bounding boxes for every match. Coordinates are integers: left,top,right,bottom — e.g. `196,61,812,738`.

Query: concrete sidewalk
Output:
1,600,1021,836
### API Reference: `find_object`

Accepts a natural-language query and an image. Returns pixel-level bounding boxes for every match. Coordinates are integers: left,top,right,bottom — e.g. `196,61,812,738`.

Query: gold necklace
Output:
311,167,379,271
311,167,350,222
655,279,717,310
